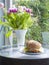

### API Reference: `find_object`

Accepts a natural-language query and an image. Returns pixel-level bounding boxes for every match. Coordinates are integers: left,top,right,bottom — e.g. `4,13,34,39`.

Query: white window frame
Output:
5,0,12,9
5,0,13,45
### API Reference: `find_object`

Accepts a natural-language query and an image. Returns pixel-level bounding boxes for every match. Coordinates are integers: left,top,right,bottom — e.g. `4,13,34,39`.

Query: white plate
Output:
19,47,47,55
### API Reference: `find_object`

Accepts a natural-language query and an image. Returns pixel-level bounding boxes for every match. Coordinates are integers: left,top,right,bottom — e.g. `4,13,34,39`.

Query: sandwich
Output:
25,40,44,53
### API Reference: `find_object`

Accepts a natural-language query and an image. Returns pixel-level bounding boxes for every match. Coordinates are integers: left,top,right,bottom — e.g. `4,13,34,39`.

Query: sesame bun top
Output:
26,40,42,49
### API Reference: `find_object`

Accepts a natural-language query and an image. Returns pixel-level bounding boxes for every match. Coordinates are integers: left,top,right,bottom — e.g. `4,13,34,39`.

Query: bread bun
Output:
26,40,43,53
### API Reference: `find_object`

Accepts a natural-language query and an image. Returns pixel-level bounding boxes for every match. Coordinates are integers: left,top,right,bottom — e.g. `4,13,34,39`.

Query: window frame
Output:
5,0,12,9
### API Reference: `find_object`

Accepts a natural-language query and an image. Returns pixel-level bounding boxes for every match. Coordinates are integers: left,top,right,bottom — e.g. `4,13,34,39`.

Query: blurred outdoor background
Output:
13,0,49,47
0,0,49,48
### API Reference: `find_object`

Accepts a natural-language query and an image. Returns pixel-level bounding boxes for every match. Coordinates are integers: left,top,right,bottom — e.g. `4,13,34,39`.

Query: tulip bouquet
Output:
1,6,33,29
0,6,34,37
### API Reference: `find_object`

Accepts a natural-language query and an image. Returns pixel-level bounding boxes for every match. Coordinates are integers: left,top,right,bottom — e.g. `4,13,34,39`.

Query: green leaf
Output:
6,30,12,38
0,20,9,27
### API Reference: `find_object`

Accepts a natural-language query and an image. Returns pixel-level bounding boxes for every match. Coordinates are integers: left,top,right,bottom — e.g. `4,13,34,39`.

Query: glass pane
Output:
12,0,49,48
0,0,5,47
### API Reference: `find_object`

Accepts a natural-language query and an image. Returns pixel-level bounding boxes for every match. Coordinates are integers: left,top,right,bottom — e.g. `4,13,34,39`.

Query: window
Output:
0,0,5,46
0,0,13,47
12,0,49,48
0,0,49,48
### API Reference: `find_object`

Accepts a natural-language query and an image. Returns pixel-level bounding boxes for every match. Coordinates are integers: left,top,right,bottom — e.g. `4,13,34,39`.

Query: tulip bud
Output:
0,2,4,8
7,11,11,15
8,8,18,13
26,8,31,13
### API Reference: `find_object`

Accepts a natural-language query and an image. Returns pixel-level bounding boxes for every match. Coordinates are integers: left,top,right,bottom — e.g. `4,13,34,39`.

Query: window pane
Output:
12,0,49,48
0,0,5,47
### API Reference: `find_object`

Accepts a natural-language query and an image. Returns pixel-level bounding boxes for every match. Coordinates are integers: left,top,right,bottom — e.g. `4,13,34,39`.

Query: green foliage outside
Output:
13,0,49,43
